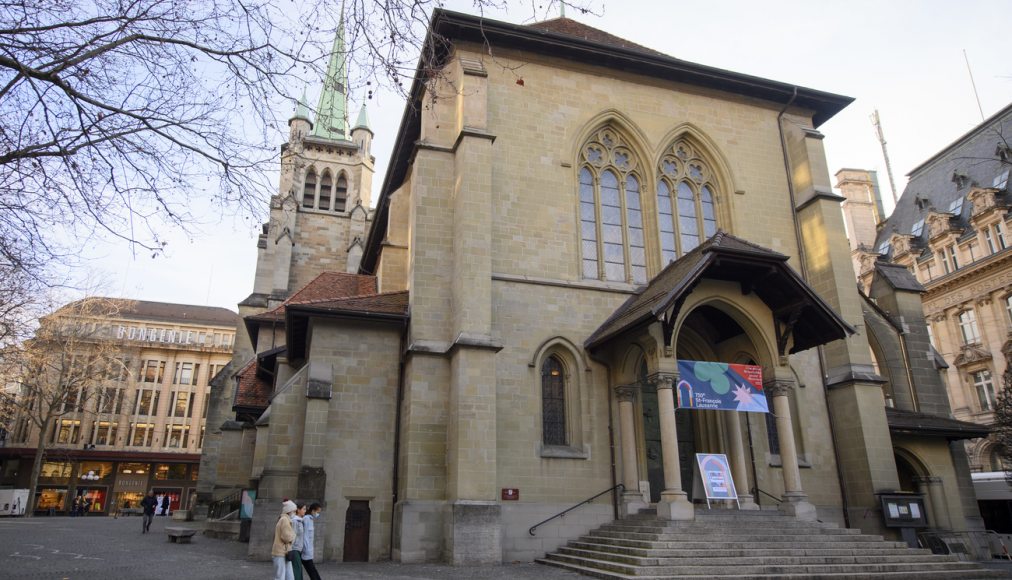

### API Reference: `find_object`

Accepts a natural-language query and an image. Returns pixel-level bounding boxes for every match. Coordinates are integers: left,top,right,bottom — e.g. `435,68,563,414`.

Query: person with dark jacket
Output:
160,495,170,517
140,490,158,533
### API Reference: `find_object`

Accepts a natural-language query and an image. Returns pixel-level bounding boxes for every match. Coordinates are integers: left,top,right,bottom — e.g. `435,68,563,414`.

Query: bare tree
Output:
0,0,596,341
0,296,133,517
992,353,1012,482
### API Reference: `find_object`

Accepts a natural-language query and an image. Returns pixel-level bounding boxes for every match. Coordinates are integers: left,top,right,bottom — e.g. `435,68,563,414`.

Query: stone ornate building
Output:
200,9,991,566
0,299,237,515
841,104,1012,471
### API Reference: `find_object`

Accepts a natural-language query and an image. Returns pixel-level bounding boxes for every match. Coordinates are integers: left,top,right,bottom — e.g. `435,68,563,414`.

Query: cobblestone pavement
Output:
0,516,584,579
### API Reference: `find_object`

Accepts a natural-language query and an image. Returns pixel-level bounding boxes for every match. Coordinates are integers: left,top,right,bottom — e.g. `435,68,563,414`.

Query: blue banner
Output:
676,360,768,413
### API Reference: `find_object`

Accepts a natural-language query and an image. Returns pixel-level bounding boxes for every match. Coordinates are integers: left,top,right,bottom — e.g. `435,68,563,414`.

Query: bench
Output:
165,527,197,544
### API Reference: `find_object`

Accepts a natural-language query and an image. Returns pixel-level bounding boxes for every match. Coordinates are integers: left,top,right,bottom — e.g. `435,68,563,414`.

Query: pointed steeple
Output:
313,11,348,140
292,87,312,124
353,104,370,132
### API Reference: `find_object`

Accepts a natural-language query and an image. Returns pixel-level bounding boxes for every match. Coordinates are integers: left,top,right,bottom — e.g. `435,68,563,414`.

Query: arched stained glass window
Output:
578,128,646,284
542,356,566,446
656,140,720,263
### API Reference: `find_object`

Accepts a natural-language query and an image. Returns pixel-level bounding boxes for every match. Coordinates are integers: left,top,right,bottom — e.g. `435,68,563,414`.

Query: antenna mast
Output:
870,109,899,206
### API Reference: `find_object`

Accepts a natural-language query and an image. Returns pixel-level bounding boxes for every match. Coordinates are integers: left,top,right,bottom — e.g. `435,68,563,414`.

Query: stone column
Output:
723,412,758,510
655,374,694,520
915,475,950,530
765,378,816,520
615,385,646,517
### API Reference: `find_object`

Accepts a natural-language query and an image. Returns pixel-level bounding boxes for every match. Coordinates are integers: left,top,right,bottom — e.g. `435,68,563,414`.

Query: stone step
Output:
537,557,1007,580
566,541,936,559
588,529,882,543
543,552,999,577
579,536,907,550
600,523,854,535
556,546,958,567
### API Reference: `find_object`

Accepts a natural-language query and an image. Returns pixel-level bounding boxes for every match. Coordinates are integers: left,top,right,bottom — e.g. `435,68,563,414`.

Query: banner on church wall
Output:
675,360,767,413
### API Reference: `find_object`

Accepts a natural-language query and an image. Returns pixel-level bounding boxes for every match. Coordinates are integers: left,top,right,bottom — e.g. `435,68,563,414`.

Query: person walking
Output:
161,495,170,517
300,503,323,580
290,504,305,580
140,490,157,534
272,500,297,580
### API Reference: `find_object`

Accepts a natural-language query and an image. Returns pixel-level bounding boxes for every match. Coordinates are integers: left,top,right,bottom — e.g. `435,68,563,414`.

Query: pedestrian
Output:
290,504,305,580
70,496,79,517
300,503,323,580
272,500,297,580
140,490,157,533
161,495,170,517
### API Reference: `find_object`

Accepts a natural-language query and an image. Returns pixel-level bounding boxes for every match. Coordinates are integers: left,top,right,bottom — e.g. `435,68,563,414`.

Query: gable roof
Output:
232,357,272,412
285,290,409,360
586,231,855,353
527,17,666,57
360,9,853,275
245,272,378,349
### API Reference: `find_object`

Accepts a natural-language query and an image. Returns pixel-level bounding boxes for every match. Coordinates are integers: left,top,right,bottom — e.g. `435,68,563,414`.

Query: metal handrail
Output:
528,483,624,536
753,486,782,505
208,489,242,520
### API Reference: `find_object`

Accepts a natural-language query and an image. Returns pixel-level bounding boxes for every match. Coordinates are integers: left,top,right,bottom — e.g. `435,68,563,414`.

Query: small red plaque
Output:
501,488,519,501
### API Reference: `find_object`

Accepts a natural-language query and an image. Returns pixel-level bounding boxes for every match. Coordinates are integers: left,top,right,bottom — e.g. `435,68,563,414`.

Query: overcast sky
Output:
79,0,1012,312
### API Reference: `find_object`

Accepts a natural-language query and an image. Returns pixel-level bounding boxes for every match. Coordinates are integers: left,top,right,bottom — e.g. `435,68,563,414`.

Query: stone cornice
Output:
921,248,1012,310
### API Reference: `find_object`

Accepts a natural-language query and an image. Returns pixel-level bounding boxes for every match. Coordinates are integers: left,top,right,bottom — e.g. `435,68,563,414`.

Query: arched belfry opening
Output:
586,231,854,521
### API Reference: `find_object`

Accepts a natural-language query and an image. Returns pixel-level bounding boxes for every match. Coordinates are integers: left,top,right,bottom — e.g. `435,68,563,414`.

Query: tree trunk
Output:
24,416,52,519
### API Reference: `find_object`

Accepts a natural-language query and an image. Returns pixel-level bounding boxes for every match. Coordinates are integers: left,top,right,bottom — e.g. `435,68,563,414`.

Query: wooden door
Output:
342,500,370,562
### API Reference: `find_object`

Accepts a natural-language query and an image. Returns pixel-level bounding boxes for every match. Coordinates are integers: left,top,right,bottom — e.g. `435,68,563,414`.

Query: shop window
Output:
40,461,72,480
53,419,81,444
139,360,165,383
78,461,113,483
35,488,66,512
118,462,149,475
129,423,155,447
154,464,188,480
90,421,118,446
163,425,190,449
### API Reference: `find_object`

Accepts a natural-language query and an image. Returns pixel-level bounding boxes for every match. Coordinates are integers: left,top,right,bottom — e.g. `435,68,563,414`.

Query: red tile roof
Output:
527,17,667,57
247,272,378,323
233,357,272,410
291,290,409,317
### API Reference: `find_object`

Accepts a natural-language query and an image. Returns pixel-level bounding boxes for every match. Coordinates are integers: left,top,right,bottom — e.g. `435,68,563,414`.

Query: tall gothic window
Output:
335,173,348,212
579,129,646,284
657,140,718,262
319,171,333,211
542,356,566,446
302,169,317,209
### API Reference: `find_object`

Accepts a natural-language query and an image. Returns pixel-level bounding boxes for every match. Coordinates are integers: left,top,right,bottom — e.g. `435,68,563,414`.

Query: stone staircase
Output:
536,509,1006,579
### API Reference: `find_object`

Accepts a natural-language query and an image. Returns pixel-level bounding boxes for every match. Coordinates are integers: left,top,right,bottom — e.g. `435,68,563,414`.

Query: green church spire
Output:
293,87,311,123
313,13,348,140
353,103,370,132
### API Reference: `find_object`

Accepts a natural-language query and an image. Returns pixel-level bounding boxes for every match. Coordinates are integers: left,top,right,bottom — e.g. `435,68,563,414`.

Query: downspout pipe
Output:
389,316,408,559
777,88,852,528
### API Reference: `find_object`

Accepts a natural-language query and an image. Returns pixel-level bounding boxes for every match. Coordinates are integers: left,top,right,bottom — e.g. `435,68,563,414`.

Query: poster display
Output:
695,453,739,509
676,360,767,413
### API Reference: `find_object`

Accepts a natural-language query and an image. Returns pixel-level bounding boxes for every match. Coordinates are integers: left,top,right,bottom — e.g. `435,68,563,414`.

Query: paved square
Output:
0,516,582,579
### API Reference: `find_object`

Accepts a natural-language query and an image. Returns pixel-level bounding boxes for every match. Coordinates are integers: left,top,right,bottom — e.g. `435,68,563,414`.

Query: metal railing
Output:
529,483,624,536
752,486,782,505
918,530,1012,561
208,489,242,520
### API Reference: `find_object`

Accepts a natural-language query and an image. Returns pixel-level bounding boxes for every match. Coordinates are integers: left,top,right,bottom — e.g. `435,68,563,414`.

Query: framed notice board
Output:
695,453,739,509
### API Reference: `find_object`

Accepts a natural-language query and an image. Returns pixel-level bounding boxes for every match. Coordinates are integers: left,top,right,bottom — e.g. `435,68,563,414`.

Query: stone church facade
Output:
198,9,989,565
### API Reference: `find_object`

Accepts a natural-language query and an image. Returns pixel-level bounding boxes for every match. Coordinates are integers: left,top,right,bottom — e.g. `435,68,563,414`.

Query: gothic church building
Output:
198,9,989,565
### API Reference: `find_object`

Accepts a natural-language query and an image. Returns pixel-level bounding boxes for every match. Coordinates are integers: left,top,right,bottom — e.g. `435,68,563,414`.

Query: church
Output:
196,8,992,567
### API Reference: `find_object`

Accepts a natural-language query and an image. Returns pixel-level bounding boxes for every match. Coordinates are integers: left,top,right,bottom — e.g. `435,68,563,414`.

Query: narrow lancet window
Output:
542,356,566,446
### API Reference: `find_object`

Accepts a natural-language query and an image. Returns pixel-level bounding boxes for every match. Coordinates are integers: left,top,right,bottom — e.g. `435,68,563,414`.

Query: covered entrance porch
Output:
585,232,854,521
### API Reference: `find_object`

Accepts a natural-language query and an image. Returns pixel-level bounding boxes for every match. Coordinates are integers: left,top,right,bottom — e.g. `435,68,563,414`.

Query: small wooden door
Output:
342,500,370,562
